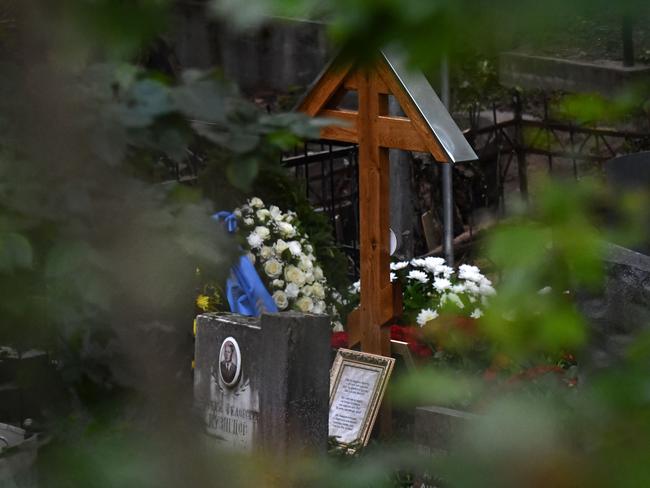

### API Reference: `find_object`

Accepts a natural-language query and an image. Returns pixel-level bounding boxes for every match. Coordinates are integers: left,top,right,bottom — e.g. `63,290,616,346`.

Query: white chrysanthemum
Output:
260,246,273,260
287,240,302,256
250,197,264,208
422,256,446,271
247,232,263,249
410,258,427,268
284,265,306,286
458,264,484,282
272,290,289,310
470,308,483,319
416,308,439,327
269,205,282,221
254,226,270,240
463,280,480,295
274,239,289,254
479,283,496,296
451,283,466,294
243,217,254,226
285,282,300,298
390,272,397,282
433,277,451,291
312,282,325,299
272,279,285,288
351,280,361,294
390,261,409,271
407,270,429,284
305,244,313,253
332,321,344,332
438,265,454,278
264,259,283,278
296,296,314,313
277,221,296,238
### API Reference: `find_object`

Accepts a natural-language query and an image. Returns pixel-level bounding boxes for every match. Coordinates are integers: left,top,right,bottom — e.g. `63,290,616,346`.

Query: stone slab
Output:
414,405,478,454
499,52,650,95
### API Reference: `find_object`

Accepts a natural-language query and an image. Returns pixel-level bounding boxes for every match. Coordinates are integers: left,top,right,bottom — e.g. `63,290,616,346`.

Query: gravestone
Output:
577,243,650,371
193,311,330,456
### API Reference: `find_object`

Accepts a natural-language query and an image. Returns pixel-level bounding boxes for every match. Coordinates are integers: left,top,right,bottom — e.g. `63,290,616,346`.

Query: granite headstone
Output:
193,312,330,456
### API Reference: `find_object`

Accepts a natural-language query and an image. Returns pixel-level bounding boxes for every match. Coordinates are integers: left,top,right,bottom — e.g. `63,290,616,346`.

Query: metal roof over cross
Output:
297,48,478,356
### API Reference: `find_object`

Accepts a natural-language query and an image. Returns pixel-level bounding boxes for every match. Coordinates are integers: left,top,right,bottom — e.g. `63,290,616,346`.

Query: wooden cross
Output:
297,50,476,356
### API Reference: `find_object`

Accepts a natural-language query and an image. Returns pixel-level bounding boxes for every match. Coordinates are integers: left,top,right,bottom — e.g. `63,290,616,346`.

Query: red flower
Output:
390,324,432,358
331,331,349,349
390,325,406,342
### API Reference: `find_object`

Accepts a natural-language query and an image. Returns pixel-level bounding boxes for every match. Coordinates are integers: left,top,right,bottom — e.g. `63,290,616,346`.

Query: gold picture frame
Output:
328,348,395,450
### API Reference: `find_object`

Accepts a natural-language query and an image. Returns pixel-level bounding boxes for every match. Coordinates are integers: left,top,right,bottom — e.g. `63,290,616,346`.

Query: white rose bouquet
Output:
235,197,345,330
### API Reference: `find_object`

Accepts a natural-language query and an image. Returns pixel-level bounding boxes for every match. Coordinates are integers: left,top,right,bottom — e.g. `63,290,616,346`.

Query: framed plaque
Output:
328,348,395,450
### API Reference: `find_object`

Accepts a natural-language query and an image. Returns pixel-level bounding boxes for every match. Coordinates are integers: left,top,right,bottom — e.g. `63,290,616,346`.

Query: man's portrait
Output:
218,337,241,386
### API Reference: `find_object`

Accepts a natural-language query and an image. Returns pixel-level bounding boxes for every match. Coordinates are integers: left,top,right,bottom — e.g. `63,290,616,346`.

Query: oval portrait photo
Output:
218,337,241,387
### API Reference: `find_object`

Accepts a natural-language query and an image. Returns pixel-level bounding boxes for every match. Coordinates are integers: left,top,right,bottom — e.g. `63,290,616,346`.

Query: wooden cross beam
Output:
297,52,472,356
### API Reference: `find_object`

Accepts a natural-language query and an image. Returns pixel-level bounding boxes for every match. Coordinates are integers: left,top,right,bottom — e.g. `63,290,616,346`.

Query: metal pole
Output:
440,55,454,266
622,14,634,67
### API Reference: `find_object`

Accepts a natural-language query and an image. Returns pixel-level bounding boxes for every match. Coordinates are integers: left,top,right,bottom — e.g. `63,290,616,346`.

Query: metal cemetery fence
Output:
283,91,650,273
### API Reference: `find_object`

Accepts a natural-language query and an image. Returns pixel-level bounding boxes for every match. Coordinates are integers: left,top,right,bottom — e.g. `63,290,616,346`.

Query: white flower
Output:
233,209,242,218
438,265,454,278
470,308,483,319
264,259,283,278
446,292,465,309
410,258,427,268
312,300,326,314
458,264,484,282
390,261,409,271
272,290,289,310
250,197,264,208
305,244,313,253
407,270,429,284
422,257,446,272
332,321,344,332
304,271,314,284
260,246,274,260
254,226,270,240
433,277,451,291
416,308,439,327
302,285,313,296
243,217,254,226
274,239,289,254
296,296,314,313
390,272,397,282
269,205,282,220
287,240,302,256
351,280,361,294
464,280,480,295
256,209,271,222
451,283,466,294
284,265,306,286
272,279,285,288
479,283,496,296
285,283,300,298
277,221,296,238
313,266,324,281
312,282,325,299
299,254,313,272
247,232,263,249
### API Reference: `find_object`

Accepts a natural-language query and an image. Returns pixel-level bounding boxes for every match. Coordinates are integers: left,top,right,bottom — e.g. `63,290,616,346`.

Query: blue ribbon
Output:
212,211,238,234
212,210,278,316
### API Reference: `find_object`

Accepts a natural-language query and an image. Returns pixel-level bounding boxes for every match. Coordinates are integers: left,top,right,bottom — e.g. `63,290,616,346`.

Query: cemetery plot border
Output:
328,349,394,450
